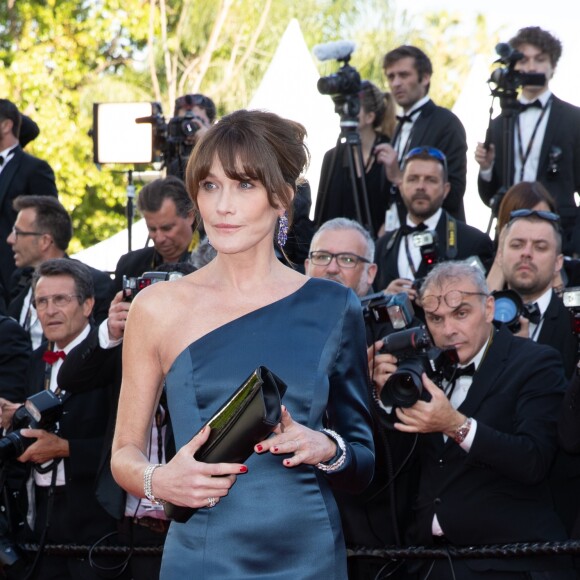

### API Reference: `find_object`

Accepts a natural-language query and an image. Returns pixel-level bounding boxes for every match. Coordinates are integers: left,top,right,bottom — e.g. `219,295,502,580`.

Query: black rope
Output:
347,540,580,560
18,539,580,559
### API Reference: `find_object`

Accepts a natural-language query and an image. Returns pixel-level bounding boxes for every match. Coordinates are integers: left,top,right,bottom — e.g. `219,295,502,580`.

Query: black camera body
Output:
0,391,64,461
122,271,183,302
167,110,204,143
380,326,458,408
492,289,539,333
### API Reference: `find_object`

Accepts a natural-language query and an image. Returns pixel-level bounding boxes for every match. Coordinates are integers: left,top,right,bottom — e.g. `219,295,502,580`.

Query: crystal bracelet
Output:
316,429,347,472
143,463,165,505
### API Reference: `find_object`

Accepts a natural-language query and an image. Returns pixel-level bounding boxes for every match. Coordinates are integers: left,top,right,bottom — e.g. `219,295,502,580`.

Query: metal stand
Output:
126,169,136,252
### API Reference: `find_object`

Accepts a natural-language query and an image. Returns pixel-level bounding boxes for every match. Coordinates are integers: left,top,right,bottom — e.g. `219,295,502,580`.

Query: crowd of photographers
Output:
0,22,580,580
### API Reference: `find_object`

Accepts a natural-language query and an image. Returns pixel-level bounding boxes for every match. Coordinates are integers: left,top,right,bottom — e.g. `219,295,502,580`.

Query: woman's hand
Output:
255,407,337,468
151,425,248,508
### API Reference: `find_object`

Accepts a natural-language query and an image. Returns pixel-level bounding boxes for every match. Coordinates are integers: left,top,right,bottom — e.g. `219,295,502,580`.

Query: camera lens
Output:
383,360,425,408
0,432,32,461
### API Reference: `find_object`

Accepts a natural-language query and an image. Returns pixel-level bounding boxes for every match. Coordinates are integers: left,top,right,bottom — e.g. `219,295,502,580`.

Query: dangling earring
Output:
277,212,289,247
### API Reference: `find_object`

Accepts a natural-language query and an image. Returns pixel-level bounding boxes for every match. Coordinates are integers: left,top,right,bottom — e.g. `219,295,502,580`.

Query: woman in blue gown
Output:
111,109,375,579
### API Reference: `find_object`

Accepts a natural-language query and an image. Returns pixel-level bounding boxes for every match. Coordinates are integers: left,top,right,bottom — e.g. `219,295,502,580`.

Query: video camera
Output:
314,40,361,128
488,42,546,105
0,391,64,461
380,326,459,408
135,103,204,172
122,270,186,302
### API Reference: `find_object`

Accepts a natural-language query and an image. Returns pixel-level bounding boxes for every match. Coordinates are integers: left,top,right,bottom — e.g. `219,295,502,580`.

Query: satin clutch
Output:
164,365,287,523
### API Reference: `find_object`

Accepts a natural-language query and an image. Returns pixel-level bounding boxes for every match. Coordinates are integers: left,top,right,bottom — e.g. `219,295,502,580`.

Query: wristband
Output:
453,417,472,444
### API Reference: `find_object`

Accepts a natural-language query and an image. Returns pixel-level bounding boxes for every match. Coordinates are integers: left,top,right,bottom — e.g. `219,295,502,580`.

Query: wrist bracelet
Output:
143,463,165,505
453,417,472,444
316,429,347,473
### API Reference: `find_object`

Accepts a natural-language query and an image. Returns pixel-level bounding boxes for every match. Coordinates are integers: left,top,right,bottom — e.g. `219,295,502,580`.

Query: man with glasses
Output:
6,195,114,349
375,45,468,227
475,27,580,256
385,260,573,579
0,99,57,295
374,147,493,296
0,259,116,579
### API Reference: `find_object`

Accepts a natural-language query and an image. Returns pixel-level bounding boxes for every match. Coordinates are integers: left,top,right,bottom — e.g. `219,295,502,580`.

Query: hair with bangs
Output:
185,109,309,226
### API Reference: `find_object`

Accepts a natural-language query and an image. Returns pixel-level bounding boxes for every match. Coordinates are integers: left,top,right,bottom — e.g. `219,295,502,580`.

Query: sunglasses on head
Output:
508,209,560,223
403,146,448,178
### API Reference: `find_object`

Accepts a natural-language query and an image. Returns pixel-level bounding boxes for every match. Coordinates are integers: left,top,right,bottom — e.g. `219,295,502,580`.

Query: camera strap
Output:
445,213,458,259
515,95,552,182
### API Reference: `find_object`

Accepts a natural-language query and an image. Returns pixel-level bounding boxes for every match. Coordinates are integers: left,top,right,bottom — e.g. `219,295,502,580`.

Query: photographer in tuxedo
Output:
383,260,573,579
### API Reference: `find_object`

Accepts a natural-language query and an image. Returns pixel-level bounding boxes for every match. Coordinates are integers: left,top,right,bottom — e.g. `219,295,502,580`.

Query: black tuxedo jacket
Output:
7,260,115,330
0,146,57,293
478,95,580,254
401,100,468,221
0,315,31,401
537,291,578,380
9,341,117,544
373,211,494,291
411,326,568,573
57,327,175,520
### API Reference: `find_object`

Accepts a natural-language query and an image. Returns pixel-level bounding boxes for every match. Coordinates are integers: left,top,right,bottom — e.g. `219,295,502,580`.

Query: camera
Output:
562,286,580,335
409,230,439,292
135,103,203,172
489,42,546,104
380,326,458,408
491,289,540,333
0,391,63,461
122,271,184,302
362,291,415,329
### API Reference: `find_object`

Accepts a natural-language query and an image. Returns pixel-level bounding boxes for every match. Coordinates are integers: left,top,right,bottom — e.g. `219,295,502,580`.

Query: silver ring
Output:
207,497,217,508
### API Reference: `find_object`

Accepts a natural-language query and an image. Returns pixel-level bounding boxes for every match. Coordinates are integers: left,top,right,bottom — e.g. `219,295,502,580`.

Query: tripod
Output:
315,93,376,239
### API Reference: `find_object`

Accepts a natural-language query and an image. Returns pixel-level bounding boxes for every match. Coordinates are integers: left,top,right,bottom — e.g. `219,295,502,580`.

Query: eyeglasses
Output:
308,251,370,269
508,209,560,223
11,226,45,239
421,290,488,313
404,146,448,178
32,293,82,311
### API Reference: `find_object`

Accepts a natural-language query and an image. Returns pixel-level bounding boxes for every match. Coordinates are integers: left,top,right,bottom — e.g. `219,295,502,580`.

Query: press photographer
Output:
374,146,494,299
475,26,580,256
0,259,116,579
313,41,397,238
387,260,573,579
136,93,216,181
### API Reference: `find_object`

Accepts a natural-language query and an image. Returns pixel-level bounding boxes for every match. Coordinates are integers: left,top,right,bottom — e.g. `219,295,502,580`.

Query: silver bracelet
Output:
143,463,165,505
316,429,347,473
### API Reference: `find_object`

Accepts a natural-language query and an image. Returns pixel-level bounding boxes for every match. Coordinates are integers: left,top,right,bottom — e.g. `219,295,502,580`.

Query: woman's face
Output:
196,157,282,255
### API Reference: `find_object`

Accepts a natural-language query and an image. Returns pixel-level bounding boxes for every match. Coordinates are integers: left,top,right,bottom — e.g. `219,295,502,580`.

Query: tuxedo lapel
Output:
538,97,563,176
0,147,22,210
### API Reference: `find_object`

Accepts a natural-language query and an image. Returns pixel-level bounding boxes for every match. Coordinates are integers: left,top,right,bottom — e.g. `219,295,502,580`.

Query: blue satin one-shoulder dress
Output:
161,278,375,579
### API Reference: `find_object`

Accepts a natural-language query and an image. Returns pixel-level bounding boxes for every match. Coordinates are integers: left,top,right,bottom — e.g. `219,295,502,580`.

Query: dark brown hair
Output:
509,27,562,67
185,109,309,225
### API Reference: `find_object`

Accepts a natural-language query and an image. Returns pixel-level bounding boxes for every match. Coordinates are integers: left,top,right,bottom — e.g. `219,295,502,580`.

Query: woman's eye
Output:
201,181,216,190
240,181,253,190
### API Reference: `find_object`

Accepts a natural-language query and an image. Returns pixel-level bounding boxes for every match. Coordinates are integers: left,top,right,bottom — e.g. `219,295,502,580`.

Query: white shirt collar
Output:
405,208,442,231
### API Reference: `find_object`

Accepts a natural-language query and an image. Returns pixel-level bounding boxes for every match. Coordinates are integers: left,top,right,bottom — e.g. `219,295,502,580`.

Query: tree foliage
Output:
0,0,498,252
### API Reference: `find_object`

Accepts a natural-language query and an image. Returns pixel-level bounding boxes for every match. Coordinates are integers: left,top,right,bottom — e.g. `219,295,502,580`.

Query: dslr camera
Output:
122,271,184,302
380,326,458,408
0,391,63,461
562,286,580,336
492,289,539,333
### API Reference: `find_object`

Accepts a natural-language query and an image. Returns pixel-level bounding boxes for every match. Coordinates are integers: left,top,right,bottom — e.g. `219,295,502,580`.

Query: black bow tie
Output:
400,222,428,236
523,302,542,325
454,363,476,379
520,99,543,111
396,103,427,124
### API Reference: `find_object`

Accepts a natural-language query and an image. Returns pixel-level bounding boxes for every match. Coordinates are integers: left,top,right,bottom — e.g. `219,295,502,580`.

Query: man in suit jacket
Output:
1,259,116,579
375,45,467,226
0,100,57,295
113,175,201,292
374,147,494,296
5,196,114,349
387,260,572,579
475,27,580,256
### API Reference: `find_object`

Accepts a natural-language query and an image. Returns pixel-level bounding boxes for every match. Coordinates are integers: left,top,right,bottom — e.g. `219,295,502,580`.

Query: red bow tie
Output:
42,350,66,365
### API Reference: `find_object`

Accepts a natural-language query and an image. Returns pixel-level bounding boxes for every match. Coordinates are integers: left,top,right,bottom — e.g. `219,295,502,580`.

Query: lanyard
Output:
515,97,551,182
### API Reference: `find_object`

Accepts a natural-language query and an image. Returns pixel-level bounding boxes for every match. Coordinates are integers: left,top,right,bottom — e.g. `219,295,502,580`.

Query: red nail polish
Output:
273,446,279,453
284,459,291,466
256,444,263,452
240,466,248,473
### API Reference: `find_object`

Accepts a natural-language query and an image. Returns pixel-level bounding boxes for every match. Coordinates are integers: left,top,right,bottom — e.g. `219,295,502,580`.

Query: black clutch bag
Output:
164,365,287,523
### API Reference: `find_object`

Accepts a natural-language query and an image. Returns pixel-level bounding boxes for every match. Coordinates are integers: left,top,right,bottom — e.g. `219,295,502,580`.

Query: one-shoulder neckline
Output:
166,277,316,373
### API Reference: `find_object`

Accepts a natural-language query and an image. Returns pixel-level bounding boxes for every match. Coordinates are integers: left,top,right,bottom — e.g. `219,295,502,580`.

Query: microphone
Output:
494,42,524,64
313,40,356,62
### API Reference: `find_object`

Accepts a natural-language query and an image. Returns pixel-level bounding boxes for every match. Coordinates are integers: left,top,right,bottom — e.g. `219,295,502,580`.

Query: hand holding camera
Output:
107,290,130,341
